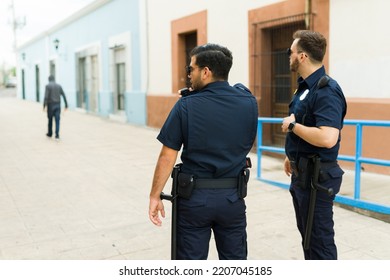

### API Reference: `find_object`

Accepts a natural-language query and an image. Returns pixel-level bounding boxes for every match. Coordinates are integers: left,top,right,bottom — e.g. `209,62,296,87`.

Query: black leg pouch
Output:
177,173,195,199
295,157,313,190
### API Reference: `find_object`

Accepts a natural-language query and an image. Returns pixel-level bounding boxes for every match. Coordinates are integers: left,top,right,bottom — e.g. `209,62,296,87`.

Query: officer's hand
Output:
282,114,296,133
284,157,292,177
149,197,165,226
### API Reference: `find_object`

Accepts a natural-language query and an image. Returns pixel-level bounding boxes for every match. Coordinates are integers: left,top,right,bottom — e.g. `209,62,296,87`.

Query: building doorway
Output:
35,64,40,102
269,24,304,146
252,16,307,147
77,57,87,109
90,55,99,113
76,47,100,112
21,69,25,99
112,47,126,113
116,62,126,111
182,32,197,89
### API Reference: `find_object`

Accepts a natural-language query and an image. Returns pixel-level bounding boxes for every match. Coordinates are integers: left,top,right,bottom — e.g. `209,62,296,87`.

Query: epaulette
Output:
233,83,252,94
317,75,330,89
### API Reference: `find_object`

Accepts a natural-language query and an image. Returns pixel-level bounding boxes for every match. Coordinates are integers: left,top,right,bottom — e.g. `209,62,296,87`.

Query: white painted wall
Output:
146,0,281,95
148,0,390,99
330,0,390,98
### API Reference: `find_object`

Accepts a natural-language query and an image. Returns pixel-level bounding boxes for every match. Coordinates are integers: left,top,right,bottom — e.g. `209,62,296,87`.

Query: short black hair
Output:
189,43,233,80
293,30,327,63
48,75,55,82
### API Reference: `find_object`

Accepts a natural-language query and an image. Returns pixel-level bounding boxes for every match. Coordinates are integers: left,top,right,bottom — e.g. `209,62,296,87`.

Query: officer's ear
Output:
202,66,213,80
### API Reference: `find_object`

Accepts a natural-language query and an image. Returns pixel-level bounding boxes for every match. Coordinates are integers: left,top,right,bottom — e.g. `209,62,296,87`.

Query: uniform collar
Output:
297,65,326,90
201,80,229,90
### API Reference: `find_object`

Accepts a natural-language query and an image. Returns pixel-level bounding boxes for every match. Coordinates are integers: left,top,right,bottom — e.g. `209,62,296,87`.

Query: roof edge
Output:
18,0,113,50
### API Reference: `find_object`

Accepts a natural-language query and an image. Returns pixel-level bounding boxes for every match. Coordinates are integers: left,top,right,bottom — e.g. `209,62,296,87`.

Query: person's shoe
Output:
55,136,60,141
46,133,52,138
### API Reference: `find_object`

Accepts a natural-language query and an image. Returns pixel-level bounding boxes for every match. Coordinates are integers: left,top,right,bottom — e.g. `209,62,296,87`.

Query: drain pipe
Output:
305,0,312,29
143,0,150,94
139,0,149,125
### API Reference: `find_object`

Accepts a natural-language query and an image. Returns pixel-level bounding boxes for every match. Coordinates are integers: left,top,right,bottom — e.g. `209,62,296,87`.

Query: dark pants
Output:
290,168,343,260
47,103,61,138
176,188,247,260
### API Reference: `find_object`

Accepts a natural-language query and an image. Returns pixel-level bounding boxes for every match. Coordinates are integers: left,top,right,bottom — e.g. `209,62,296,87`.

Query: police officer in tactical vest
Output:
282,30,347,260
148,43,258,260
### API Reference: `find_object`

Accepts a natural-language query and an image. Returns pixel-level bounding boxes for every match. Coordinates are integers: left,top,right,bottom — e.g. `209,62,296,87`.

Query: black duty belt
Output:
195,178,238,189
320,161,338,169
290,159,338,175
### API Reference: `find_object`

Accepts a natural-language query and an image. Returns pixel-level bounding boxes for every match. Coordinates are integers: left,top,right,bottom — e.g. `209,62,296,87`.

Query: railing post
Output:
257,120,263,179
257,117,390,215
354,123,362,200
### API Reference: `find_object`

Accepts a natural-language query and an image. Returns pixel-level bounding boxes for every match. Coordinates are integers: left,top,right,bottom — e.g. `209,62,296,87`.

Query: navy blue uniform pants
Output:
176,188,247,260
47,103,61,138
290,173,342,260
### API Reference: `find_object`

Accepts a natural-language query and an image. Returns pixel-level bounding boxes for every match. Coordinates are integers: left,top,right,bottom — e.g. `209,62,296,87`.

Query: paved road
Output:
0,91,389,260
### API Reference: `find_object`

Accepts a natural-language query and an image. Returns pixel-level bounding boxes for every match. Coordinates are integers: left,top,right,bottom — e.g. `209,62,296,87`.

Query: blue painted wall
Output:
18,0,146,125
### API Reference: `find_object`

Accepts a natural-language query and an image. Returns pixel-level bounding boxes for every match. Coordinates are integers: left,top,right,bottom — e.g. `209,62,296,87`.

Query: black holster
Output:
238,168,250,198
177,173,195,199
294,157,314,190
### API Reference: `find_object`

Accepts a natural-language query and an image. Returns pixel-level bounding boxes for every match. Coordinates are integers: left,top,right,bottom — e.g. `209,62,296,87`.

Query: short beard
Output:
290,57,299,72
191,77,203,91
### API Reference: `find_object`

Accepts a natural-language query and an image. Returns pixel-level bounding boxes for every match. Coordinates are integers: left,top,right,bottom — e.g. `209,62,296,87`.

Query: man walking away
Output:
43,75,68,140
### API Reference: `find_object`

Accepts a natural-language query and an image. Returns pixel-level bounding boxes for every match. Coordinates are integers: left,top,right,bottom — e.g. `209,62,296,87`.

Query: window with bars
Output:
252,13,312,147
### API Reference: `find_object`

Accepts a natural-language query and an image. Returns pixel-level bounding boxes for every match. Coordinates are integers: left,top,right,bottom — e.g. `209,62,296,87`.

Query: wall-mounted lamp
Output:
53,38,60,50
109,44,125,50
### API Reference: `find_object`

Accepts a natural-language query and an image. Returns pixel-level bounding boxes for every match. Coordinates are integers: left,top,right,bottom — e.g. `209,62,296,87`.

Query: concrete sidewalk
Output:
0,96,389,260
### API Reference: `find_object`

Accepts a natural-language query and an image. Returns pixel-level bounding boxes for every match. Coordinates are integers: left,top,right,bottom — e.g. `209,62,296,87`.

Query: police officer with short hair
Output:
282,30,347,259
149,43,258,260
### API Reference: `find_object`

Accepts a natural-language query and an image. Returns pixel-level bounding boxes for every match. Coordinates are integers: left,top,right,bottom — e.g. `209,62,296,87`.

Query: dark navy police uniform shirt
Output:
285,66,347,162
157,81,258,178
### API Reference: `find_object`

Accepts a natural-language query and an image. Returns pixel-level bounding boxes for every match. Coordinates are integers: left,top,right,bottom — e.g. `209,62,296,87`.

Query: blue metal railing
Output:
257,117,390,215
